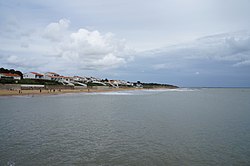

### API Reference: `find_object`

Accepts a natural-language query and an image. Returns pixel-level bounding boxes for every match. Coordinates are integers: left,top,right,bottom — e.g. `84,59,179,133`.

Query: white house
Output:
44,72,60,80
0,73,21,80
45,72,60,77
62,76,74,82
23,72,44,79
0,73,4,78
92,80,107,86
47,76,63,82
73,76,87,82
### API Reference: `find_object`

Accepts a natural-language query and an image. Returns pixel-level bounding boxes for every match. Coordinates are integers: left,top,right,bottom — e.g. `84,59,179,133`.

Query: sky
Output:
0,0,250,87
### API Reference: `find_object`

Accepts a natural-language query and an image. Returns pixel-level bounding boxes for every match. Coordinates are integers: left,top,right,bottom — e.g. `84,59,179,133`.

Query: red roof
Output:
31,72,43,76
0,73,20,77
47,72,59,75
63,76,73,79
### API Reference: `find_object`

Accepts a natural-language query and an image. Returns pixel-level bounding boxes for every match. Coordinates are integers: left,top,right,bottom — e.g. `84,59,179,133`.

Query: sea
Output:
0,88,250,166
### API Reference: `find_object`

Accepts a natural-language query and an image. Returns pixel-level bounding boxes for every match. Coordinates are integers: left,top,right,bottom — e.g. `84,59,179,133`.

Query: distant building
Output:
0,73,21,80
23,72,44,79
108,80,133,87
62,76,74,82
45,72,60,77
73,76,87,82
109,80,119,87
44,72,60,80
47,76,63,81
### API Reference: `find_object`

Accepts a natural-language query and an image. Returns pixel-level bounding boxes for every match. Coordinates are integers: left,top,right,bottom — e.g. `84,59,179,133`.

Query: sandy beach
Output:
0,87,144,97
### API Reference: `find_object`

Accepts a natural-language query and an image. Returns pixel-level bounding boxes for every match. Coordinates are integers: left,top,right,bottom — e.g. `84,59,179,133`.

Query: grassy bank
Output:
0,79,62,85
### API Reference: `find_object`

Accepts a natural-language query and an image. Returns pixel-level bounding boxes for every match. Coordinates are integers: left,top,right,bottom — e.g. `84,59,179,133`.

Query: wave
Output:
89,91,134,95
87,88,198,96
0,88,198,99
0,95,34,99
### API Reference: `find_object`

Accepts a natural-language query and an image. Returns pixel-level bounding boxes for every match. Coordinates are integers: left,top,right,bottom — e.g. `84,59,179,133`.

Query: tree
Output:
0,67,23,79
15,71,23,79
0,67,8,73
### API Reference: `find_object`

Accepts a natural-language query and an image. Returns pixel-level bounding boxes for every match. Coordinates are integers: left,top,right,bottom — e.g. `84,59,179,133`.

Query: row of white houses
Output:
1,70,136,87
23,72,59,80
24,72,107,83
23,72,115,87
23,72,135,87
23,72,86,85
0,73,21,80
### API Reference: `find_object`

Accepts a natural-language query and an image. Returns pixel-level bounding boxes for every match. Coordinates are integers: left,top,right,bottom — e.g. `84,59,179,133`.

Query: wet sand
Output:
0,88,143,96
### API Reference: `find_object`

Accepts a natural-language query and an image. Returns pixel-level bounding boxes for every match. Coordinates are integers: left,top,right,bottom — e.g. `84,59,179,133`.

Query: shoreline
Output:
0,87,173,97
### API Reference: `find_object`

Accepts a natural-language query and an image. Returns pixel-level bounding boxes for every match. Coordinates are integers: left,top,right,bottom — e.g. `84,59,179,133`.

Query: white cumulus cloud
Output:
56,27,131,70
43,18,70,41
0,18,133,73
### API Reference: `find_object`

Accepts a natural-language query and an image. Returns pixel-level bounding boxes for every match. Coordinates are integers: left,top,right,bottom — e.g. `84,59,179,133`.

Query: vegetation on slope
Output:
0,78,62,85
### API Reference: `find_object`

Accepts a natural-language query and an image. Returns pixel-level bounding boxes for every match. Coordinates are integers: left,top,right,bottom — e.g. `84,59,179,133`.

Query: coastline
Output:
0,87,172,97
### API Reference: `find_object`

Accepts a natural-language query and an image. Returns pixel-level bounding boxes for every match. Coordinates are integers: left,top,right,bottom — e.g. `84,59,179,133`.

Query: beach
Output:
0,87,146,96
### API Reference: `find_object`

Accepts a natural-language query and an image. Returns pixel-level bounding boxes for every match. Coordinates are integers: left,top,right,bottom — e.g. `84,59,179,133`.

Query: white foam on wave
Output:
89,91,134,95
135,88,198,93
88,88,197,96
14,88,198,98
45,91,135,97
0,95,34,99
160,88,198,92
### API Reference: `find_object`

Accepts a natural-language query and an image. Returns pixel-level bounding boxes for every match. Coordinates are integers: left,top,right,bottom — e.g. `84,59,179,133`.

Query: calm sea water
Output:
0,88,250,166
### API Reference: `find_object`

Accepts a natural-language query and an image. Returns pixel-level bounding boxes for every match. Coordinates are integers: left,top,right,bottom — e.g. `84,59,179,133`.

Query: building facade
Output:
23,72,44,79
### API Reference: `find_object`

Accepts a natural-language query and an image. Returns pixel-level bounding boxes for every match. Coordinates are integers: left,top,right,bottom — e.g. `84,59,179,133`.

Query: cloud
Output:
56,27,131,70
117,30,250,85
152,64,168,70
233,60,250,67
0,18,133,73
43,18,70,41
152,63,181,70
6,55,47,69
141,30,250,68
20,43,29,48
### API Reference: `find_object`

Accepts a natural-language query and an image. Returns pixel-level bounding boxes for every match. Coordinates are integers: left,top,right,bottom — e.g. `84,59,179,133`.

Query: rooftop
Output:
31,72,43,76
0,73,20,77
